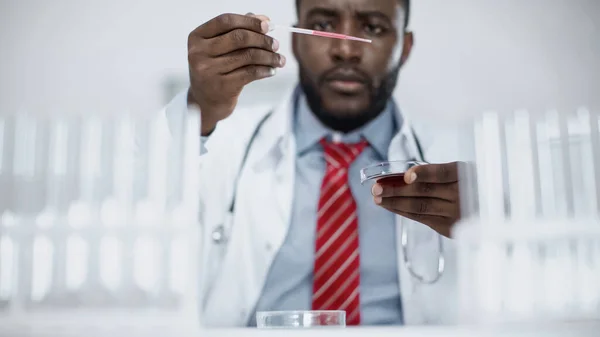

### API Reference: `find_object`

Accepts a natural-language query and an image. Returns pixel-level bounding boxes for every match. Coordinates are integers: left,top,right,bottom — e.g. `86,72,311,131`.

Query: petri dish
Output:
256,310,346,329
360,160,426,184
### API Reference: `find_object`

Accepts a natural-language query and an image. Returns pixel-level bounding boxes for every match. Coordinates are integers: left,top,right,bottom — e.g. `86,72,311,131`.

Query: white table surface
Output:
0,312,598,337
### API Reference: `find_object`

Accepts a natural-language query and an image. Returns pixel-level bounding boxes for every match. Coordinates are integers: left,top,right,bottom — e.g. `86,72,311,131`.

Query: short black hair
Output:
295,0,411,28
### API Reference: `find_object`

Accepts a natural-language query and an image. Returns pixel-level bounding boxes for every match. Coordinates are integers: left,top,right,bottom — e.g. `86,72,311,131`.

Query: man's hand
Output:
187,13,286,135
371,162,462,238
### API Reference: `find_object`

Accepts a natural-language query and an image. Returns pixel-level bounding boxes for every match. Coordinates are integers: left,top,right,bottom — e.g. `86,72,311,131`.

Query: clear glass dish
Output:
256,310,346,329
360,160,426,184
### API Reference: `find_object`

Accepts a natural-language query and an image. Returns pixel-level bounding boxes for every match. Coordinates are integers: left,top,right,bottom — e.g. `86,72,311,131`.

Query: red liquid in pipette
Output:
312,31,349,39
276,25,372,43
311,31,370,43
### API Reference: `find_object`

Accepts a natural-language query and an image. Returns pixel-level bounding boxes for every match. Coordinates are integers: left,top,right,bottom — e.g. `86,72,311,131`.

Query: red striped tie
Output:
312,138,368,326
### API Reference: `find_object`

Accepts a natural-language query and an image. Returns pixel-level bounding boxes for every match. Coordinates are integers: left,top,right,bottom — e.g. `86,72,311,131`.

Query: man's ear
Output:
400,31,414,66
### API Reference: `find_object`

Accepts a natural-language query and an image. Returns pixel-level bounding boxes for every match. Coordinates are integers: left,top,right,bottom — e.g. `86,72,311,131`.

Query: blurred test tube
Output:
79,116,107,297
135,115,169,225
13,114,38,210
0,115,9,214
182,113,200,210
46,119,69,210
505,110,539,219
144,114,171,302
0,117,4,176
558,111,575,217
473,112,506,221
181,113,201,307
12,113,38,309
0,116,8,305
43,118,70,300
112,113,142,301
113,114,135,211
581,108,600,213
78,116,103,205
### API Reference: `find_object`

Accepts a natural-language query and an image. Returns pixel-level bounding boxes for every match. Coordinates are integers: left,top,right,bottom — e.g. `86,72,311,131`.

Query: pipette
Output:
272,25,372,43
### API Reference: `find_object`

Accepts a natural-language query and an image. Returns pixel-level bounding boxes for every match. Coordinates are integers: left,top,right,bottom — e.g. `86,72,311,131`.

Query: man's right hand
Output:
187,13,286,135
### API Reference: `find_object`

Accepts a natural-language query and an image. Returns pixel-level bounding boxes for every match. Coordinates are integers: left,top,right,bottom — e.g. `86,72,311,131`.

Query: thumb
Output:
404,167,418,184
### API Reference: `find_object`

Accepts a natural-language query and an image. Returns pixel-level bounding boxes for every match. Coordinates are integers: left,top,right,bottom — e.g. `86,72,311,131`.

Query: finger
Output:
375,197,457,218
197,13,270,39
246,13,271,22
207,29,279,57
372,181,459,202
217,48,285,74
226,64,277,86
405,162,459,184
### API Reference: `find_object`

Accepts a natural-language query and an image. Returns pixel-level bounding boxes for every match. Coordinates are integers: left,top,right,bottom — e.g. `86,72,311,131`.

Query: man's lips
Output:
326,79,366,93
324,73,368,94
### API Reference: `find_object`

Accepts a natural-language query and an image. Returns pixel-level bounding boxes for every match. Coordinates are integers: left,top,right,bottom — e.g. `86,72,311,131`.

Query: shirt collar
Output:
294,91,400,160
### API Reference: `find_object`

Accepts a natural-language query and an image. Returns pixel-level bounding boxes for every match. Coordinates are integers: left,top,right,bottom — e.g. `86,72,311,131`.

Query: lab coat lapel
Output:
389,112,437,324
247,85,296,238
233,86,297,324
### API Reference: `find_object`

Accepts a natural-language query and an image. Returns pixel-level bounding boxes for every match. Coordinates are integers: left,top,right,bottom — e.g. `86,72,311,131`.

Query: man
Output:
163,0,468,327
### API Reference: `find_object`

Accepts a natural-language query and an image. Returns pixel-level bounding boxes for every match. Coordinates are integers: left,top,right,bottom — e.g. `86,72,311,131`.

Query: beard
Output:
298,63,402,133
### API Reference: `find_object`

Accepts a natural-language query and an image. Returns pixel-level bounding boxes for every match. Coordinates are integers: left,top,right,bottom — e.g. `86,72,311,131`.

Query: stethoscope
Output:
212,91,445,285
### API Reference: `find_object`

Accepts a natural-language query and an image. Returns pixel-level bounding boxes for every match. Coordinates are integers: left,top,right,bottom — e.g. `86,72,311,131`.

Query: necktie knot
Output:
320,138,368,169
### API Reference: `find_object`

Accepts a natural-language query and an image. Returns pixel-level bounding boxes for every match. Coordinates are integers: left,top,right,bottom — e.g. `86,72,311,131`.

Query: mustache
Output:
319,67,371,86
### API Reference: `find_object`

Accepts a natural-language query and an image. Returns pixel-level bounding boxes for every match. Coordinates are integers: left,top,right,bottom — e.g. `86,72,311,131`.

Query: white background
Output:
0,0,599,122
0,1,600,333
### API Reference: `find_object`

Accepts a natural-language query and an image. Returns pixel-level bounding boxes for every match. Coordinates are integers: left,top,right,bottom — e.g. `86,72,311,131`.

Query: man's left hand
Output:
371,162,462,238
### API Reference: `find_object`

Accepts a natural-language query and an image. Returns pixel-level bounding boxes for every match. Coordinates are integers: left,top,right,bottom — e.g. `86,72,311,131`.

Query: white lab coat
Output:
160,85,474,327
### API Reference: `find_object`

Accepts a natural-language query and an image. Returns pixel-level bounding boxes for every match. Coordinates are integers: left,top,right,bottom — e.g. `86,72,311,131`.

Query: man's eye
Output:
364,24,384,35
312,22,334,31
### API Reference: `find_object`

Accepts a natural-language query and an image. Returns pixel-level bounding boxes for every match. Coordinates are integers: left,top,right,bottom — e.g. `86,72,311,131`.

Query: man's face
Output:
293,0,413,132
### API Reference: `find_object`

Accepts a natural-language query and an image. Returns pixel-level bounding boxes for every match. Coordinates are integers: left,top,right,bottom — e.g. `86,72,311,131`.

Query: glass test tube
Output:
0,116,9,305
0,117,4,176
135,115,169,224
182,113,200,208
145,114,172,301
113,114,135,211
12,113,38,309
81,116,105,294
0,116,14,306
113,113,140,300
473,112,506,221
175,113,201,311
587,109,600,212
505,110,538,219
29,118,68,305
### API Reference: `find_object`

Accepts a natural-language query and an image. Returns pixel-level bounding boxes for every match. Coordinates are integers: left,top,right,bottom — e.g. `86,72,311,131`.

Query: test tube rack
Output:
0,111,201,320
455,107,600,324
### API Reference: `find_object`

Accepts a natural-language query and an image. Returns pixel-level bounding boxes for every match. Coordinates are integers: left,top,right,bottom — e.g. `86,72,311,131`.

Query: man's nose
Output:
329,24,363,64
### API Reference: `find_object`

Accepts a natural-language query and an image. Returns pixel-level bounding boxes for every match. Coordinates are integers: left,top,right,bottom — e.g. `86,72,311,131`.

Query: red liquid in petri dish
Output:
375,173,407,186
